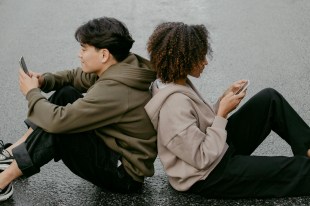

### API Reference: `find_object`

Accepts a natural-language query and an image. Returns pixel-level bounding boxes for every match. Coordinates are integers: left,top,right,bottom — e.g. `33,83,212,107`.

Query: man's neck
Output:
97,58,118,76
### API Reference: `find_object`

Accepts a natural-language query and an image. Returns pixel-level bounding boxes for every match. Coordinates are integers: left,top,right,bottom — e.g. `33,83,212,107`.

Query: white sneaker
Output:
0,140,14,164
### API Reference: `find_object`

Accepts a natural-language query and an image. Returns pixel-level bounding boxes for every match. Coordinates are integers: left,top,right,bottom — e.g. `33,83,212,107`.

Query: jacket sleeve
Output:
159,94,227,170
26,79,128,133
41,67,98,93
212,98,221,114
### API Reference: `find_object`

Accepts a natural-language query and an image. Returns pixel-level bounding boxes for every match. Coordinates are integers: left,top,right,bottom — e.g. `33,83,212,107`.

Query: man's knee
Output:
48,86,83,105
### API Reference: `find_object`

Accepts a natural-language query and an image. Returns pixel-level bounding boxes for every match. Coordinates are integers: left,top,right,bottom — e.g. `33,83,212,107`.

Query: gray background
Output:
1,0,310,205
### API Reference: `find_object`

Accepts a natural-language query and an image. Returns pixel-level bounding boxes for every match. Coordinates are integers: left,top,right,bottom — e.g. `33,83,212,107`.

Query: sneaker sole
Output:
0,184,13,202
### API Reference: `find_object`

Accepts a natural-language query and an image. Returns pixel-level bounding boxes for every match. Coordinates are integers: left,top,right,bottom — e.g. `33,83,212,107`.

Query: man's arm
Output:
41,67,98,93
26,80,128,133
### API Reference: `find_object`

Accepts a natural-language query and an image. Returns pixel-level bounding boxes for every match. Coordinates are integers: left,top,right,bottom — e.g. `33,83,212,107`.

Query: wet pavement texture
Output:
1,0,310,205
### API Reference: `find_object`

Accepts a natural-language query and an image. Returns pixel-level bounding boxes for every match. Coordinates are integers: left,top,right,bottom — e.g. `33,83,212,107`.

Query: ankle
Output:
307,149,310,158
0,184,9,193
0,170,10,192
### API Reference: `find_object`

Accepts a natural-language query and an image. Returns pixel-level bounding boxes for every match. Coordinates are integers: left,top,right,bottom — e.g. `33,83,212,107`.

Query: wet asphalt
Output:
1,0,310,205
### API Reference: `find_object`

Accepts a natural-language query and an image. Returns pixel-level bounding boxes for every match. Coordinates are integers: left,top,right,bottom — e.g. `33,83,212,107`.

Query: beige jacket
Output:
145,79,228,191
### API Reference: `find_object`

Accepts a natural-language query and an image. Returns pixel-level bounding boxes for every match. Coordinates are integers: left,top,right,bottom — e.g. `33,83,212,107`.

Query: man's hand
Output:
29,71,44,88
19,68,40,96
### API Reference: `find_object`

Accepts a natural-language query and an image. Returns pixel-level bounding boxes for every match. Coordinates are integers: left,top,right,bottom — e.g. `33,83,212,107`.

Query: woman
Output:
145,22,310,198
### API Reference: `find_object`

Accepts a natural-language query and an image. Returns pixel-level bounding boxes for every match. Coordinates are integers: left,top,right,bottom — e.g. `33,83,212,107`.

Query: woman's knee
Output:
258,88,282,100
247,88,284,109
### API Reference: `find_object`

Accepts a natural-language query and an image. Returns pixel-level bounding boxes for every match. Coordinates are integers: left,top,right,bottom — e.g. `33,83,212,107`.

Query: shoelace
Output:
0,140,5,153
0,140,11,158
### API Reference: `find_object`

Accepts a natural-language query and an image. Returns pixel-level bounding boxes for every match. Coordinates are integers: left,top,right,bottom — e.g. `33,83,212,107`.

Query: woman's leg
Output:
226,88,310,156
190,153,310,198
189,88,310,198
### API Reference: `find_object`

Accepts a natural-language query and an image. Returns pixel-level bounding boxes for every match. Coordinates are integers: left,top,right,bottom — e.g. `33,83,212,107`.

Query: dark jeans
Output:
189,88,310,198
12,86,142,193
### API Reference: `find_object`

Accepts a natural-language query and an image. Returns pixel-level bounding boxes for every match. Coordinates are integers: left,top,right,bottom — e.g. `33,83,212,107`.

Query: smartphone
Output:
235,80,250,95
19,56,30,76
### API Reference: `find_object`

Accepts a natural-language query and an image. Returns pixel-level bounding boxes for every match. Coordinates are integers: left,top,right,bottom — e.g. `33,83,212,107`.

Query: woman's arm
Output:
158,94,228,170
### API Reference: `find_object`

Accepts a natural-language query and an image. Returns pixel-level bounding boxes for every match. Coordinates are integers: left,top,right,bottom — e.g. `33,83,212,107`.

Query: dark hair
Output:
147,22,212,83
75,17,134,62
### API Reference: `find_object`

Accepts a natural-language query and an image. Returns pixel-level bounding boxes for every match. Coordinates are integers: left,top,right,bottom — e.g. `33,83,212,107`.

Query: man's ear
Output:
101,49,111,63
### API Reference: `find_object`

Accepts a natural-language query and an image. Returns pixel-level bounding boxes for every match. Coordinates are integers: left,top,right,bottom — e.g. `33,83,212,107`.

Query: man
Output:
0,17,157,202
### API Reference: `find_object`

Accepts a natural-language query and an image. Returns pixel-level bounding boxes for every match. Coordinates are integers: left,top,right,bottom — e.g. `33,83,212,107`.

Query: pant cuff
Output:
24,119,38,130
12,142,40,177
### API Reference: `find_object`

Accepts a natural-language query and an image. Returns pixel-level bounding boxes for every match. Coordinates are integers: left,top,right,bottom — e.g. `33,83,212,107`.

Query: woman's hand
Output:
217,88,246,118
19,68,40,96
220,80,248,100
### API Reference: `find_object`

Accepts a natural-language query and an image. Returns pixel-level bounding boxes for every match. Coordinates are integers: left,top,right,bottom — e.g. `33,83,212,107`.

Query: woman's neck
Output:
174,78,186,85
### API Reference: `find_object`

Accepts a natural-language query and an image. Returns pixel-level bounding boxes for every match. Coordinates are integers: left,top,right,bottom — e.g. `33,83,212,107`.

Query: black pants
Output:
12,86,142,193
189,88,310,198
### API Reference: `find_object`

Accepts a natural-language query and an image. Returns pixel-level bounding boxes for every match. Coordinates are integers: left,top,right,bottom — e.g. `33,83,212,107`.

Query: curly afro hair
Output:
147,22,212,83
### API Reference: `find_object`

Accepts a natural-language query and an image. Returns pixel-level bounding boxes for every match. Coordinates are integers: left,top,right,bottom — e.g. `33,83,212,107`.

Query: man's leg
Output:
1,85,140,193
0,161,23,191
0,86,82,190
55,132,142,193
5,128,33,156
4,126,141,193
3,86,83,158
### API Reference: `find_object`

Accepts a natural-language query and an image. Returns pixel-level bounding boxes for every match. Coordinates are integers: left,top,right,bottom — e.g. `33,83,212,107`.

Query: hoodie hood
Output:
145,79,214,131
99,53,156,91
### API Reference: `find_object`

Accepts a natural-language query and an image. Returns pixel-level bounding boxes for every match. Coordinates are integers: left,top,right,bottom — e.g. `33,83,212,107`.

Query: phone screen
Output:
19,56,30,76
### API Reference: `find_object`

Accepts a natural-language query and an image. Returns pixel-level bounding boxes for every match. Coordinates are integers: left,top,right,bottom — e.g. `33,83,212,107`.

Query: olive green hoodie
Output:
26,53,157,182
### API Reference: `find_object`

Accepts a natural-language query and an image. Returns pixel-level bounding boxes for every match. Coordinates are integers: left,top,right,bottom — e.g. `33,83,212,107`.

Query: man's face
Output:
78,43,103,74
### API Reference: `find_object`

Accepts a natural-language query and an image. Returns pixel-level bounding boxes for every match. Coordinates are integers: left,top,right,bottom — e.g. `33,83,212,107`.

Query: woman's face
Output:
189,57,208,78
